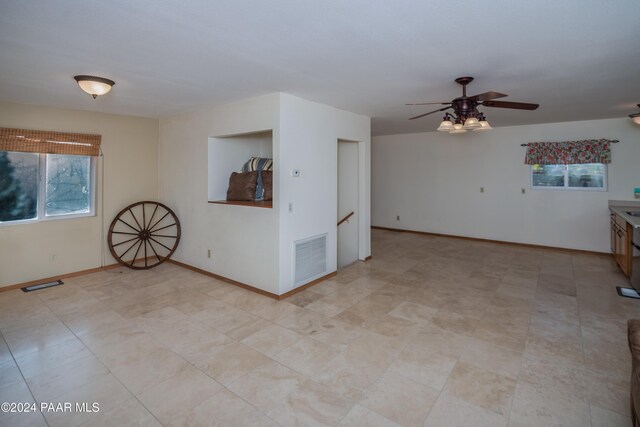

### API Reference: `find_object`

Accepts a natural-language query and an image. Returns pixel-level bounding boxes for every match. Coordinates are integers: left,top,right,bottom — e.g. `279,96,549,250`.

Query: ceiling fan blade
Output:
405,102,451,106
482,100,539,110
470,91,508,101
409,106,451,120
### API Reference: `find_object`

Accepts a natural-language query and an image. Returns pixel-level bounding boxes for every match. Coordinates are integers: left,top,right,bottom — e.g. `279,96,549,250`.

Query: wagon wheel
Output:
108,201,181,270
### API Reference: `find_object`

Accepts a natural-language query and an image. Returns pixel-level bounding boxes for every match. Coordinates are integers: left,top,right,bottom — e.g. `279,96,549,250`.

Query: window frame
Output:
0,152,96,226
530,163,608,192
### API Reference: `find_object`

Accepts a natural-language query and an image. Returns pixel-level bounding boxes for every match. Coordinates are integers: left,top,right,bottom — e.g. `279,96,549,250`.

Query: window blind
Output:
0,127,101,156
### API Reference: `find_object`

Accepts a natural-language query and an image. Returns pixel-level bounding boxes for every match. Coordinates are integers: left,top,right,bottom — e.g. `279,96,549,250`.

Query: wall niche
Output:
207,129,273,208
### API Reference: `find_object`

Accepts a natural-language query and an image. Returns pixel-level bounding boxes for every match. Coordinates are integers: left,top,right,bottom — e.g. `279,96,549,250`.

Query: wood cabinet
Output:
611,213,632,276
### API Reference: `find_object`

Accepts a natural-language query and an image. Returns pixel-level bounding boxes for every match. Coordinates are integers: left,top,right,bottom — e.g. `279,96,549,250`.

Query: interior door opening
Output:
337,139,360,269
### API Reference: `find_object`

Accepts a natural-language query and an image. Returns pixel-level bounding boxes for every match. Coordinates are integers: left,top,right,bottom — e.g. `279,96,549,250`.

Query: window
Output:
531,163,606,190
0,151,95,223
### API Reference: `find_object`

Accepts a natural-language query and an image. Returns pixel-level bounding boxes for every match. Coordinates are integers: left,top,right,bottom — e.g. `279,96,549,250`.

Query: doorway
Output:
337,139,359,269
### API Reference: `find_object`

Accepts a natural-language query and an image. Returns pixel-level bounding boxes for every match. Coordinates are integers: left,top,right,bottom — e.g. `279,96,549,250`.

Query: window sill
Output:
208,200,272,208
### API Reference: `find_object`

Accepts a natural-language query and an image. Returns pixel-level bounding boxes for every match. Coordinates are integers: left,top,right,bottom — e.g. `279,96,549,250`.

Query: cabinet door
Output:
611,219,616,254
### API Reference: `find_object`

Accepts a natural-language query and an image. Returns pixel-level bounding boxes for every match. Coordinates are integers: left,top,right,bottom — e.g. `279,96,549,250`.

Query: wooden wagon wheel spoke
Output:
149,223,177,234
147,239,163,262
148,211,171,233
146,203,159,230
118,218,141,233
112,236,140,247
148,236,174,252
119,238,142,259
130,240,144,268
108,201,180,270
129,208,144,231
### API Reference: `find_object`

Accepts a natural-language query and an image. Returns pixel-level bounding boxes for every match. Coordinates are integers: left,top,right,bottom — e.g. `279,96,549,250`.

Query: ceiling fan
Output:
407,76,539,133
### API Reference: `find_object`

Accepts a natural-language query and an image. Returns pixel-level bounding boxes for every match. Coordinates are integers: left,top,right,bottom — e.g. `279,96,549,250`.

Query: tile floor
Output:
0,229,637,426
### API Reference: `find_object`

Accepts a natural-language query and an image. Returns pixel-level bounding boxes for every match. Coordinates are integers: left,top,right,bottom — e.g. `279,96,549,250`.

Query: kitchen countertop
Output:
609,200,640,228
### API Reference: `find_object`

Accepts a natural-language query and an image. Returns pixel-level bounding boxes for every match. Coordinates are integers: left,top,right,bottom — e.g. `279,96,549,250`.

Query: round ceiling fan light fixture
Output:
449,122,467,134
74,75,115,99
437,118,454,131
474,120,493,131
630,105,640,125
462,116,481,129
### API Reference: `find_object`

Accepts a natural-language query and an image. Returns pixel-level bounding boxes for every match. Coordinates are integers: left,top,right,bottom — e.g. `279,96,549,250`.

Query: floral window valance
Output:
524,139,613,165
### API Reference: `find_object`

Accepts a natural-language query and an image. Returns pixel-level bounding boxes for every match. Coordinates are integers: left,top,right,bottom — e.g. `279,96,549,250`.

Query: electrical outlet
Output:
48,253,56,263
207,249,211,259
289,202,293,213
396,215,400,221
480,187,484,193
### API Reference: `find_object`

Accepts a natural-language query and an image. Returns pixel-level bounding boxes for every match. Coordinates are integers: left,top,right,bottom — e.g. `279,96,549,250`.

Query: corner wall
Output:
0,102,159,288
278,94,371,294
158,94,280,294
372,118,640,253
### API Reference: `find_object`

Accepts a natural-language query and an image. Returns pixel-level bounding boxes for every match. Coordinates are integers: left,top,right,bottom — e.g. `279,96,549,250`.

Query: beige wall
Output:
0,102,159,288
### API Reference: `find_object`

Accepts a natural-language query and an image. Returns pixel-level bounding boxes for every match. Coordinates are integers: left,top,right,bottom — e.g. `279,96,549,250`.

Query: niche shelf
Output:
207,130,273,208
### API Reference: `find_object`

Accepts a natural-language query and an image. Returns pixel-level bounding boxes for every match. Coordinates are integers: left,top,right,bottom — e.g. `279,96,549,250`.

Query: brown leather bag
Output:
262,170,273,201
226,171,258,201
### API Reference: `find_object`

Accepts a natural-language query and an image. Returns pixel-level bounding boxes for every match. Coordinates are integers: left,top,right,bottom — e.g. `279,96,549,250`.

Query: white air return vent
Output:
294,234,327,286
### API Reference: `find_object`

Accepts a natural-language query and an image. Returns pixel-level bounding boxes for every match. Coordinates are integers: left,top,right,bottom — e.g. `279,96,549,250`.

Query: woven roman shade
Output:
0,127,101,156
523,139,613,165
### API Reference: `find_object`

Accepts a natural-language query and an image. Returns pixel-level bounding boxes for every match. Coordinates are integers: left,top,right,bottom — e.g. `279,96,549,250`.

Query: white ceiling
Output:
1,0,639,135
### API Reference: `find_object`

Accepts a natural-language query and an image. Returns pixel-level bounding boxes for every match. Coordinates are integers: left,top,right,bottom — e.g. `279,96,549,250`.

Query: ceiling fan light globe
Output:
462,117,481,129
473,120,493,131
632,116,640,125
437,120,454,131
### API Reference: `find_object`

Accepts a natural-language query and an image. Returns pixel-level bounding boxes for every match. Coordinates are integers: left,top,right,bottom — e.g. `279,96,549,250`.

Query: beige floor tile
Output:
192,342,271,386
286,289,326,307
519,356,588,404
458,337,522,380
15,338,92,379
424,392,507,427
273,337,340,377
361,372,439,427
43,373,134,427
26,355,110,403
444,362,516,416
509,382,590,427
305,292,357,317
312,352,385,402
77,398,160,427
170,388,279,427
273,306,331,335
344,330,404,370
0,359,25,389
137,365,222,424
241,322,302,357
338,404,402,427
227,360,304,411
308,318,365,350
590,404,632,427
387,301,438,325
473,306,530,352
3,321,78,359
268,379,354,426
388,346,457,391
584,367,630,416
430,310,481,337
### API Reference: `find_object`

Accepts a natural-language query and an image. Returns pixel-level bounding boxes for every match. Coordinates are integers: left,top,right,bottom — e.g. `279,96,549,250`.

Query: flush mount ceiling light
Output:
407,76,539,134
630,104,640,125
74,75,115,99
